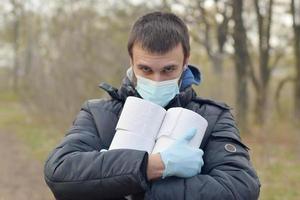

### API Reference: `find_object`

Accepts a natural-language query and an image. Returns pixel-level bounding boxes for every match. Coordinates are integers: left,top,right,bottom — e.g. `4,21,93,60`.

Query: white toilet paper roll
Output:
157,107,208,147
109,130,155,154
115,97,166,140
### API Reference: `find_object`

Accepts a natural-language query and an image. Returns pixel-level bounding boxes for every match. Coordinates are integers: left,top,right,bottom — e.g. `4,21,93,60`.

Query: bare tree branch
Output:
248,57,260,92
269,49,285,74
275,76,295,115
266,0,273,51
197,1,213,59
217,1,230,53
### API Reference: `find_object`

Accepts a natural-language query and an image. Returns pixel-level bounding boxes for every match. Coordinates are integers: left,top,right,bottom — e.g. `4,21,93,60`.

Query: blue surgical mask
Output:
135,75,180,107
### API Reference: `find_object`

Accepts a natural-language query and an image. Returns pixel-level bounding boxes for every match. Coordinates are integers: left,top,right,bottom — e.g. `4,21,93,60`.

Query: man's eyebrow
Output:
163,64,178,69
137,64,151,68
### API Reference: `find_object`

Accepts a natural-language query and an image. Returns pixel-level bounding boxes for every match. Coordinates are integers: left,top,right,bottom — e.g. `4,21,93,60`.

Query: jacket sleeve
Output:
144,110,260,200
44,101,149,200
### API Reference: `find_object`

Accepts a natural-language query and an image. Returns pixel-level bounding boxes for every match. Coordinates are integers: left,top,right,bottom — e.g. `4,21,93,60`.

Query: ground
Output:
0,130,53,200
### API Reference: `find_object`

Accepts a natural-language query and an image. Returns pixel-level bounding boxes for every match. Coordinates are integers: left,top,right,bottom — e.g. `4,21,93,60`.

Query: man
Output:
44,12,260,200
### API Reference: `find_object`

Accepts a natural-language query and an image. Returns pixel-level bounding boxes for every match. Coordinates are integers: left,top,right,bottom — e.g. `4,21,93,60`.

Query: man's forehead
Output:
132,43,185,63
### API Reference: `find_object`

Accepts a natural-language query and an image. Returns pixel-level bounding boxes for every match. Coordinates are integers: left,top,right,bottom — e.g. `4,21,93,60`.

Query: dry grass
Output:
0,89,62,161
243,122,300,200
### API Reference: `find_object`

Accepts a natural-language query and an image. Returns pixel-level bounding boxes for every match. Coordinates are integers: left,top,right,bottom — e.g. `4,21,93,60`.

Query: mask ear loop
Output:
129,66,138,87
131,66,137,88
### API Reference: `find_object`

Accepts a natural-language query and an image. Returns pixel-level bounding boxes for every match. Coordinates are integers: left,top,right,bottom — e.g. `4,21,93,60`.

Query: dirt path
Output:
0,130,54,200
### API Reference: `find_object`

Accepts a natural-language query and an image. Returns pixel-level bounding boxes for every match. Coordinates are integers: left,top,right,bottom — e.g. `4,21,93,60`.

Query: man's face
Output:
131,43,188,82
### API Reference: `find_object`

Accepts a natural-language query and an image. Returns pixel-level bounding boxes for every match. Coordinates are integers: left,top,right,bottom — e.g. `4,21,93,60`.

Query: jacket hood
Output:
180,65,201,90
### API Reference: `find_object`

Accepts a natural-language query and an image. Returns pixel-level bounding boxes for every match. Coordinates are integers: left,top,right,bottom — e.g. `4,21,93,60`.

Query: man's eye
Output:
163,67,175,73
142,67,151,73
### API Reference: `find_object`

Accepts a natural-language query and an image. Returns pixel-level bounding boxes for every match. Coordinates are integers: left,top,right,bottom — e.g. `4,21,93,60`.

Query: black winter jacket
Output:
44,77,260,200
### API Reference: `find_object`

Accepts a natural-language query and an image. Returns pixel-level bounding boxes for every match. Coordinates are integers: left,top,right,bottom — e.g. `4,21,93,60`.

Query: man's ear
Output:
129,58,133,67
129,58,137,86
129,58,136,74
183,56,190,69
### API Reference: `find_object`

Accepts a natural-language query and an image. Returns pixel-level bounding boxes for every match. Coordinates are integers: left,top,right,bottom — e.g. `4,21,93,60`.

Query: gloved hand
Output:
160,128,204,178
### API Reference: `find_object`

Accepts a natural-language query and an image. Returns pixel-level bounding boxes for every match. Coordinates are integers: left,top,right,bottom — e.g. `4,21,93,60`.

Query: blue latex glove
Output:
160,128,204,178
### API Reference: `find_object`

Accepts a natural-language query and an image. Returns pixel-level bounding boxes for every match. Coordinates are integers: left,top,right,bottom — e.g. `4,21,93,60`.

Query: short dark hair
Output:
127,11,190,60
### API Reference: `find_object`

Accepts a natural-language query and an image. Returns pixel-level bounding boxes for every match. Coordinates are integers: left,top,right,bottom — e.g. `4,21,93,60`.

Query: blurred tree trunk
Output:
292,0,300,120
198,4,228,75
232,0,249,132
10,0,23,92
191,0,230,99
24,19,33,76
252,0,274,125
11,4,20,92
